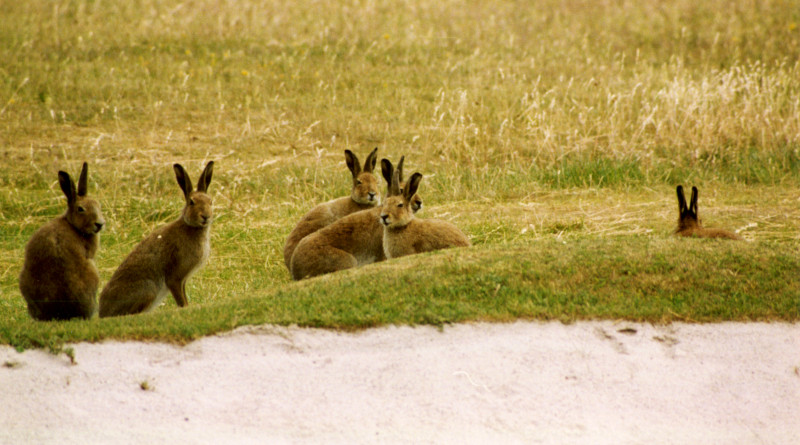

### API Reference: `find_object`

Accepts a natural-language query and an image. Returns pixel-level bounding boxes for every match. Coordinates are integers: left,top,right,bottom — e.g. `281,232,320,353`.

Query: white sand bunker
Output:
2,321,799,444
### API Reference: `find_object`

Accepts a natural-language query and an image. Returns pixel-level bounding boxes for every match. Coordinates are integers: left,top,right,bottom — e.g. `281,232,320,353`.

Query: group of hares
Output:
18,148,741,321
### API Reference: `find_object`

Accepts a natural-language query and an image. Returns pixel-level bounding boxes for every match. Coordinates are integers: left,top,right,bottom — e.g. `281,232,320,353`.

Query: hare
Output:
289,156,420,280
19,162,105,321
675,185,741,240
99,161,215,317
283,147,381,270
381,171,470,259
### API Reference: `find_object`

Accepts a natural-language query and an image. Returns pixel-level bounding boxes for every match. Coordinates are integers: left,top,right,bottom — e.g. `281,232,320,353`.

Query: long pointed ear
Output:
396,155,405,184
344,150,361,177
77,162,89,197
380,158,394,186
389,160,404,196
405,172,422,201
363,147,378,173
197,161,214,192
676,185,686,213
173,164,193,202
690,186,698,214
59,171,76,205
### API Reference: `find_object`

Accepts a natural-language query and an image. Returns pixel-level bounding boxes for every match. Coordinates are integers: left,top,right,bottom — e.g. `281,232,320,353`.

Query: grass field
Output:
1,0,799,349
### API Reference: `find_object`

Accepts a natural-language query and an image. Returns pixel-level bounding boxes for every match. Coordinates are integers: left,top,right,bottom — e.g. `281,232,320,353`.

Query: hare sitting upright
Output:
381,171,470,259
283,147,381,270
99,161,215,317
19,162,105,321
675,185,741,240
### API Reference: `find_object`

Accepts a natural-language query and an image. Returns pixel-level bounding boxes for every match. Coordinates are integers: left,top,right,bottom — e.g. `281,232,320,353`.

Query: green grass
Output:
3,239,798,350
1,0,800,349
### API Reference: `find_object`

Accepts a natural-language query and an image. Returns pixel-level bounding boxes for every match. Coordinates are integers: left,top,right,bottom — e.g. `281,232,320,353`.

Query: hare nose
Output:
94,222,104,232
380,214,388,225
368,192,376,200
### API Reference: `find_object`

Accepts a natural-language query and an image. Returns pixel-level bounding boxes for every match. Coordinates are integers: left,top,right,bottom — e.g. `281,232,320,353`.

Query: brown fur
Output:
289,157,417,280
99,161,215,317
381,172,470,259
675,185,742,240
19,162,105,321
283,147,380,269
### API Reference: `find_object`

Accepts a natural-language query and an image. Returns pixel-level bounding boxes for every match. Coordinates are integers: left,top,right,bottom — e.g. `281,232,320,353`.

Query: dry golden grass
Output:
1,0,799,345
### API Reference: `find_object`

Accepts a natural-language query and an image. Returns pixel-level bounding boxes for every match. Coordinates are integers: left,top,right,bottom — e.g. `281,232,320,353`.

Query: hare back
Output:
19,218,99,320
290,207,385,279
677,227,741,240
300,207,384,255
384,218,470,259
98,219,210,316
117,219,210,281
283,197,371,268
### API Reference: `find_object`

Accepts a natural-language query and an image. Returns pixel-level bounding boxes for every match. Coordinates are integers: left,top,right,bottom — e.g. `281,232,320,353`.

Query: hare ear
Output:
173,164,193,201
58,171,76,206
363,147,378,173
676,185,686,213
396,155,405,184
197,161,214,192
405,172,422,201
345,150,361,177
77,162,89,197
389,162,403,196
690,186,698,214
380,158,394,185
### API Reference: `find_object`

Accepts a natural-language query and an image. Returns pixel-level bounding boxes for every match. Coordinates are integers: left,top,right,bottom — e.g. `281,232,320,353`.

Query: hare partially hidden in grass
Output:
381,171,470,259
99,161,215,317
675,185,741,240
289,156,421,280
283,147,381,270
19,162,105,321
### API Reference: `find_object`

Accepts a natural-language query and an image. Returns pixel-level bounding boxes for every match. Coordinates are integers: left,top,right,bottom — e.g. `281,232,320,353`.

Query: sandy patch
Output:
2,321,799,444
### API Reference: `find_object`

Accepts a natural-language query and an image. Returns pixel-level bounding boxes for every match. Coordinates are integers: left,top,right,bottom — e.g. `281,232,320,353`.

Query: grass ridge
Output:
2,238,797,350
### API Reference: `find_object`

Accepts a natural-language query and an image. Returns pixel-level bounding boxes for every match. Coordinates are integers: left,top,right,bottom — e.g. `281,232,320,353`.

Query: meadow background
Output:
1,0,799,349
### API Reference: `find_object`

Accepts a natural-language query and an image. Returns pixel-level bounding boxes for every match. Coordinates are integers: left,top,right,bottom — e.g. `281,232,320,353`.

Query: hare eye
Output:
77,206,86,213
189,199,195,206
356,179,362,185
397,203,404,208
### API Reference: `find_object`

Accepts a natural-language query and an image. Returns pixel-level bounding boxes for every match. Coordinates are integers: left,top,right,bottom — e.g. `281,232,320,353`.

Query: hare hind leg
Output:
99,280,163,317
291,246,358,280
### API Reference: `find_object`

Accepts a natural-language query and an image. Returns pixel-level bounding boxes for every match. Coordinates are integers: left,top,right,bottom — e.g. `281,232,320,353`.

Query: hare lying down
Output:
283,147,381,270
290,156,422,280
19,162,105,321
674,185,741,240
99,161,215,317
380,170,470,259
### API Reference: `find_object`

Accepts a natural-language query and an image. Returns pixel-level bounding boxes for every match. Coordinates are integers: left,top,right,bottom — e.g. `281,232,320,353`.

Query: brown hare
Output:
675,185,741,240
283,147,381,270
381,171,470,259
289,156,420,280
99,161,215,317
19,162,105,321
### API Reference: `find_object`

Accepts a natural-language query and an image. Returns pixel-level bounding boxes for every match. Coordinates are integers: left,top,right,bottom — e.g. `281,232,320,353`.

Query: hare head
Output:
345,147,380,205
380,156,422,212
380,170,423,229
676,185,701,233
59,162,104,236
175,161,214,228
